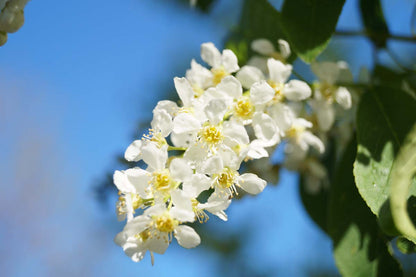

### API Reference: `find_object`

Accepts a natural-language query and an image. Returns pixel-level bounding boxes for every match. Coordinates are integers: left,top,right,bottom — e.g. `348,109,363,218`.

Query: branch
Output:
334,30,416,43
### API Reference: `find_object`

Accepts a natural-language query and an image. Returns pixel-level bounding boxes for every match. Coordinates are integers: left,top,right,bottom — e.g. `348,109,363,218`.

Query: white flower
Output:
186,59,214,93
201,42,239,85
199,153,267,197
248,39,292,73
284,118,325,156
115,204,200,264
310,61,353,131
113,168,151,221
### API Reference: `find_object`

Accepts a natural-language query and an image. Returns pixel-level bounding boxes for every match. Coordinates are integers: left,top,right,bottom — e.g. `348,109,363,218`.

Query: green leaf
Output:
359,0,390,48
328,138,403,277
354,85,416,235
396,237,416,254
280,0,346,63
0,31,7,46
389,123,416,243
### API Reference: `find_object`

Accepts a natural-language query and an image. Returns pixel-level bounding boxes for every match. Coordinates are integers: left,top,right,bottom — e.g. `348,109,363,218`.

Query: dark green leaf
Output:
329,138,403,276
299,176,329,233
193,0,216,12
354,85,416,235
299,138,337,233
359,0,390,48
281,0,346,63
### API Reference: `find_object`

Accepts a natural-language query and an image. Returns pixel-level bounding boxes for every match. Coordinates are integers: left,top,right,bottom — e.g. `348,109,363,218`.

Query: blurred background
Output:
1,0,415,276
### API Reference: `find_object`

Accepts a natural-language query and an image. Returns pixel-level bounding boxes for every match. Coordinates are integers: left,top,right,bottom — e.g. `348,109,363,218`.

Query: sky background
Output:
0,0,415,276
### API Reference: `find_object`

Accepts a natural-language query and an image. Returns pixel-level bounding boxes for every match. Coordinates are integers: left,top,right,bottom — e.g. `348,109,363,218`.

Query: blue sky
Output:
1,0,414,276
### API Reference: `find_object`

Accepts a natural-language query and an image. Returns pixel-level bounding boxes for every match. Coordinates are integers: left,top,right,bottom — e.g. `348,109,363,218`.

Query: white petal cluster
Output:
113,40,357,263
0,0,30,46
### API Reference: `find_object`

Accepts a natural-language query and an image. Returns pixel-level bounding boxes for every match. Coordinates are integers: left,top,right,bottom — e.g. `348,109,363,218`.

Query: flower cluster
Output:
113,40,355,263
0,0,30,46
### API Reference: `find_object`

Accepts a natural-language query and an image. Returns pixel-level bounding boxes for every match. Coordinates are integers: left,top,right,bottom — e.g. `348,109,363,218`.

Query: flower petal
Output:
251,38,275,56
311,62,339,84
335,86,352,109
171,131,197,148
114,170,135,193
204,99,227,125
148,234,170,254
221,49,239,73
174,225,201,248
174,77,194,107
268,103,294,133
216,75,242,100
252,112,280,147
125,167,150,196
141,143,167,170
124,140,142,162
151,109,173,137
169,158,193,182
182,173,212,197
267,58,292,83
278,39,291,59
200,155,223,175
236,65,265,89
238,173,267,195
283,80,311,101
201,42,221,68
172,113,201,134
250,80,275,105
223,120,249,145
301,131,325,154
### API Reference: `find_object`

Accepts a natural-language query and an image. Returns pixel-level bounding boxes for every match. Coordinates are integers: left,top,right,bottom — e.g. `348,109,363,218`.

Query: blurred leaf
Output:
373,66,405,89
396,237,416,254
328,138,403,277
280,0,345,63
300,176,329,233
359,0,390,48
389,124,416,243
354,84,416,235
299,139,337,233
192,0,217,12
0,31,7,46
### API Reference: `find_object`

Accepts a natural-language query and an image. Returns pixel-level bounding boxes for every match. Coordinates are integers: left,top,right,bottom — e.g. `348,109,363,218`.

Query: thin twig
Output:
334,30,416,43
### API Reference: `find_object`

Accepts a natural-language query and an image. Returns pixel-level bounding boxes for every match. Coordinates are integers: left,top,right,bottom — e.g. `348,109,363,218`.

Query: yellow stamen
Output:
286,125,305,138
142,128,167,148
212,67,229,85
268,80,285,102
151,169,173,193
154,214,178,233
234,97,254,119
200,125,223,146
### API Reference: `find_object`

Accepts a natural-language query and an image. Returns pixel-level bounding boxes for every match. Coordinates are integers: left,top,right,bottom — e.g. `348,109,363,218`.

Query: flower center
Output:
267,80,284,102
132,194,143,210
151,169,173,193
234,97,254,119
200,125,223,146
143,129,167,148
154,214,178,233
216,167,236,189
317,82,336,100
192,85,205,98
286,125,305,138
136,229,152,242
192,199,209,223
212,67,229,85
